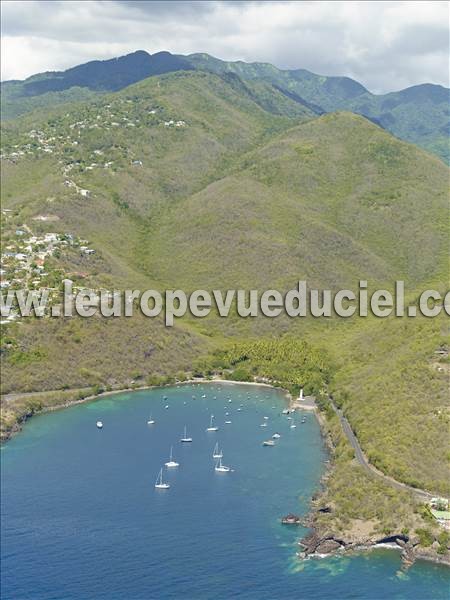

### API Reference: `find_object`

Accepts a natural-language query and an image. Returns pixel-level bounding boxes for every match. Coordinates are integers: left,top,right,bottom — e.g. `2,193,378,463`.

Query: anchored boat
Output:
180,425,193,442
206,415,219,432
165,446,179,468
155,468,170,489
212,442,223,459
215,456,231,472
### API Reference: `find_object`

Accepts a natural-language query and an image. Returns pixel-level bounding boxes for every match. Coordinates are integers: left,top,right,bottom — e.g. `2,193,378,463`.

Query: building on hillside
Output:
430,509,450,530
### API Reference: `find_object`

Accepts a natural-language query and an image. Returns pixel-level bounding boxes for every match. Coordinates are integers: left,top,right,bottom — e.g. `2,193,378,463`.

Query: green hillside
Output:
187,53,450,163
3,72,447,295
2,50,448,164
1,71,315,285
1,69,449,542
143,112,448,291
0,50,193,119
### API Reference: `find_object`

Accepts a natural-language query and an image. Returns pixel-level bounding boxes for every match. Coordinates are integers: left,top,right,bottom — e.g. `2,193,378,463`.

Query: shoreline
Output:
0,377,293,443
298,537,450,568
2,378,448,568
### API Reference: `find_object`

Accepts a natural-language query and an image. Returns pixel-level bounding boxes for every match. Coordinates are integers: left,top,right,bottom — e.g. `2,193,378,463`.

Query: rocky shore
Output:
298,517,450,568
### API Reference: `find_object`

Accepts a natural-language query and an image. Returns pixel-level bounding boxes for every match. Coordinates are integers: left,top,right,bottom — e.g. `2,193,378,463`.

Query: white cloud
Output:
1,0,449,92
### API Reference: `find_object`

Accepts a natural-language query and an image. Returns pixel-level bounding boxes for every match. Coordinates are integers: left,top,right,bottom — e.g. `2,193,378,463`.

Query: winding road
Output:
328,399,434,501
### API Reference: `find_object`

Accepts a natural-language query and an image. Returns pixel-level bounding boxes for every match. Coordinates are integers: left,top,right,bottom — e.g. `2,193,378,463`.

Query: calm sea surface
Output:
1,383,449,599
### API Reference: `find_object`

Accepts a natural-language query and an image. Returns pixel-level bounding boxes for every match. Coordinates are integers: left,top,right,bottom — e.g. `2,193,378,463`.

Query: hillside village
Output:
0,209,99,324
0,94,190,324
1,95,188,200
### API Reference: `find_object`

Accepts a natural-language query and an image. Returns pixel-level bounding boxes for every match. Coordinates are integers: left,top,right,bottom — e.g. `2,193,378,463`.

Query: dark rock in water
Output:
298,523,450,568
298,531,322,553
281,513,301,524
299,531,344,555
401,544,416,567
315,539,343,554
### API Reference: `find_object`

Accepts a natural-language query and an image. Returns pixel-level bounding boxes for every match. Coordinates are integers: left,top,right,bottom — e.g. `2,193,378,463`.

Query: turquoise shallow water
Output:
1,383,449,600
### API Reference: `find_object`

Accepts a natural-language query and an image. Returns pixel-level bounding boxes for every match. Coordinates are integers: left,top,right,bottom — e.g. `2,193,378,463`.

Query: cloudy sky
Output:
1,0,448,93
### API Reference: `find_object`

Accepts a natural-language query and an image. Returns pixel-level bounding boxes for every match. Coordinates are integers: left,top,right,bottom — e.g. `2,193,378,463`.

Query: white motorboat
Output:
96,421,103,429
147,415,155,425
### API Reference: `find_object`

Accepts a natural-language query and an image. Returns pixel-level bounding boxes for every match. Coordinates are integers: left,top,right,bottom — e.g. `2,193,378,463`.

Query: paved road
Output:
329,399,434,501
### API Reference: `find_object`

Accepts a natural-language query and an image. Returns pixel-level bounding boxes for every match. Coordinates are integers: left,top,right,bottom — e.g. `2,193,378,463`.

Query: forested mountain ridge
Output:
2,50,449,163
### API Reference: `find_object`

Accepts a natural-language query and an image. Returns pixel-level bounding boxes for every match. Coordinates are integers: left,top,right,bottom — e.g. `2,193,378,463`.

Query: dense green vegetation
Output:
1,68,449,549
143,112,448,291
194,338,331,397
187,53,450,163
3,49,448,163
329,316,450,496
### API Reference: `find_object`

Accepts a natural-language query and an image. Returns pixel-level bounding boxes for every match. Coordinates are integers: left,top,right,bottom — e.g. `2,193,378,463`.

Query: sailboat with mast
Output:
206,415,219,432
212,442,223,459
215,456,231,472
165,446,179,467
180,425,192,443
155,468,170,489
147,414,155,425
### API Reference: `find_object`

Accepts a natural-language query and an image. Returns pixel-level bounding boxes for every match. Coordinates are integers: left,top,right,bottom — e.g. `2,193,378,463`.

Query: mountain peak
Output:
19,50,193,96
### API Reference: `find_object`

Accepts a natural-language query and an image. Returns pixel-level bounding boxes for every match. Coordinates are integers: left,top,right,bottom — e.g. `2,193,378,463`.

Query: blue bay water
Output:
1,383,449,600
